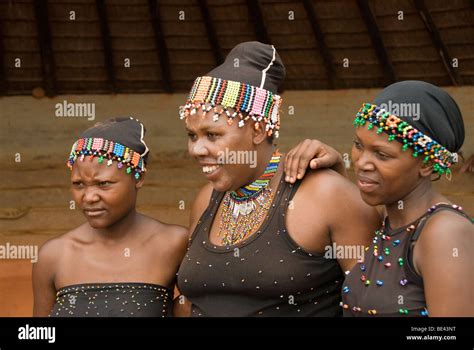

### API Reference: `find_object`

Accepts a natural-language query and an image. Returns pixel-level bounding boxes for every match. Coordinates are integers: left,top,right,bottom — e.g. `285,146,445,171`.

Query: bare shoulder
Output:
158,222,189,249
36,236,62,268
299,168,359,198
34,224,89,280
417,209,473,250
298,168,381,226
414,208,473,287
139,215,188,253
37,224,87,265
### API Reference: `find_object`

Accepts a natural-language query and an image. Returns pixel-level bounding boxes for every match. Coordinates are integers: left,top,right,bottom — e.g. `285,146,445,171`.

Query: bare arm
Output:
165,224,192,317
287,169,381,273
172,287,192,317
32,239,60,316
325,174,381,272
414,213,473,316
173,183,213,316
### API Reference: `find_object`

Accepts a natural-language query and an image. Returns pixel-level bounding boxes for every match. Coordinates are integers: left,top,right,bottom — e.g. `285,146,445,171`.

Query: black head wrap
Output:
207,41,286,94
374,80,464,153
180,41,286,138
80,117,149,163
67,117,149,179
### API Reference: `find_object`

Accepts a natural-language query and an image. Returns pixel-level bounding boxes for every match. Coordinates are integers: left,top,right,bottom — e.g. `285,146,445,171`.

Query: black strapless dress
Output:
49,283,173,317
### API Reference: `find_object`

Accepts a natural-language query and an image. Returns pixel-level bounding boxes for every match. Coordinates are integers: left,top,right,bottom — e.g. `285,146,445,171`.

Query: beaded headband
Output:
67,137,146,179
179,76,282,138
353,103,457,175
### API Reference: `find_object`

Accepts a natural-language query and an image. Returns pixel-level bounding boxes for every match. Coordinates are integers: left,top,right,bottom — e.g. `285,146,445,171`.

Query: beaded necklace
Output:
343,203,465,316
219,150,281,246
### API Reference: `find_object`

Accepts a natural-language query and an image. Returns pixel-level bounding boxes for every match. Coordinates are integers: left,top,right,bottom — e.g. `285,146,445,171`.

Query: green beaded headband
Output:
353,103,457,175
179,76,282,138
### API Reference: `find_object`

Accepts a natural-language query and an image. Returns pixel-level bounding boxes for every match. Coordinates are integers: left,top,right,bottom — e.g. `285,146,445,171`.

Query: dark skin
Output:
179,107,381,314
286,125,474,316
32,157,188,317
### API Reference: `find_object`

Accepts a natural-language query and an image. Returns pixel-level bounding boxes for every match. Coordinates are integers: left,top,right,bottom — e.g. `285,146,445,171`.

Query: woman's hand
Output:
284,139,347,183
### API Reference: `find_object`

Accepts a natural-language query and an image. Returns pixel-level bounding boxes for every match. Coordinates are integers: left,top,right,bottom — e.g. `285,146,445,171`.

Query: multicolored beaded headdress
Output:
354,103,457,175
179,75,283,138
67,138,146,180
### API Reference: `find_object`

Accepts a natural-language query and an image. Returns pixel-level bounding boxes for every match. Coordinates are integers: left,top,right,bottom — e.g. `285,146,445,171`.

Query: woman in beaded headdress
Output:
285,81,473,316
32,117,188,317
176,41,381,317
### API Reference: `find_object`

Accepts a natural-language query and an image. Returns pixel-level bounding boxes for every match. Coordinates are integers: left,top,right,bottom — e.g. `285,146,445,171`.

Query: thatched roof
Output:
1,0,473,95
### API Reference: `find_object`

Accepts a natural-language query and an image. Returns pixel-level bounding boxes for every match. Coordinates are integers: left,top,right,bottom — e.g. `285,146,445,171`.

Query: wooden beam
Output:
0,15,7,95
148,0,172,92
357,0,396,83
302,0,336,89
198,0,223,65
96,0,117,93
414,0,460,85
246,0,270,44
34,0,57,96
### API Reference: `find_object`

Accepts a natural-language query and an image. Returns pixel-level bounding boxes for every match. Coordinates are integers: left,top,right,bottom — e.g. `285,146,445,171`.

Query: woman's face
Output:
185,106,260,192
70,158,143,229
352,125,429,207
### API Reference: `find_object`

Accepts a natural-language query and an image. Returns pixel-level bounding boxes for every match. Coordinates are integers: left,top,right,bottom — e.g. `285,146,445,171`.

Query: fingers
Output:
309,155,334,170
284,144,298,174
284,139,343,183
293,146,315,181
285,139,319,183
285,140,309,183
309,158,319,169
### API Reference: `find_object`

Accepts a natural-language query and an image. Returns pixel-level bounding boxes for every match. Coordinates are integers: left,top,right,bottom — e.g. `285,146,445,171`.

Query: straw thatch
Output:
0,0,473,94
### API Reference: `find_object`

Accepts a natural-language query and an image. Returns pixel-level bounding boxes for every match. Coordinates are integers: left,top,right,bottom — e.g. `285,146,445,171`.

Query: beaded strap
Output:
179,76,282,138
353,103,457,175
67,137,146,179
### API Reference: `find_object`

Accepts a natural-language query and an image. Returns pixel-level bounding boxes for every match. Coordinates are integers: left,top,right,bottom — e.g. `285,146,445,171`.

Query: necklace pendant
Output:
232,200,256,219
232,201,241,219
242,201,255,216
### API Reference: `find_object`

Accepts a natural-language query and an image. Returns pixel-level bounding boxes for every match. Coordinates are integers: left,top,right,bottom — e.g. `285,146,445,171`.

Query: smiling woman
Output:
176,42,380,317
341,82,473,317
287,81,473,317
32,117,189,317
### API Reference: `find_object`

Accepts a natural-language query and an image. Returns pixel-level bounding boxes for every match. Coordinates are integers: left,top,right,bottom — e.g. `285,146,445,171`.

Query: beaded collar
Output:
353,103,457,175
219,150,281,246
231,150,281,201
67,137,146,179
179,76,282,138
